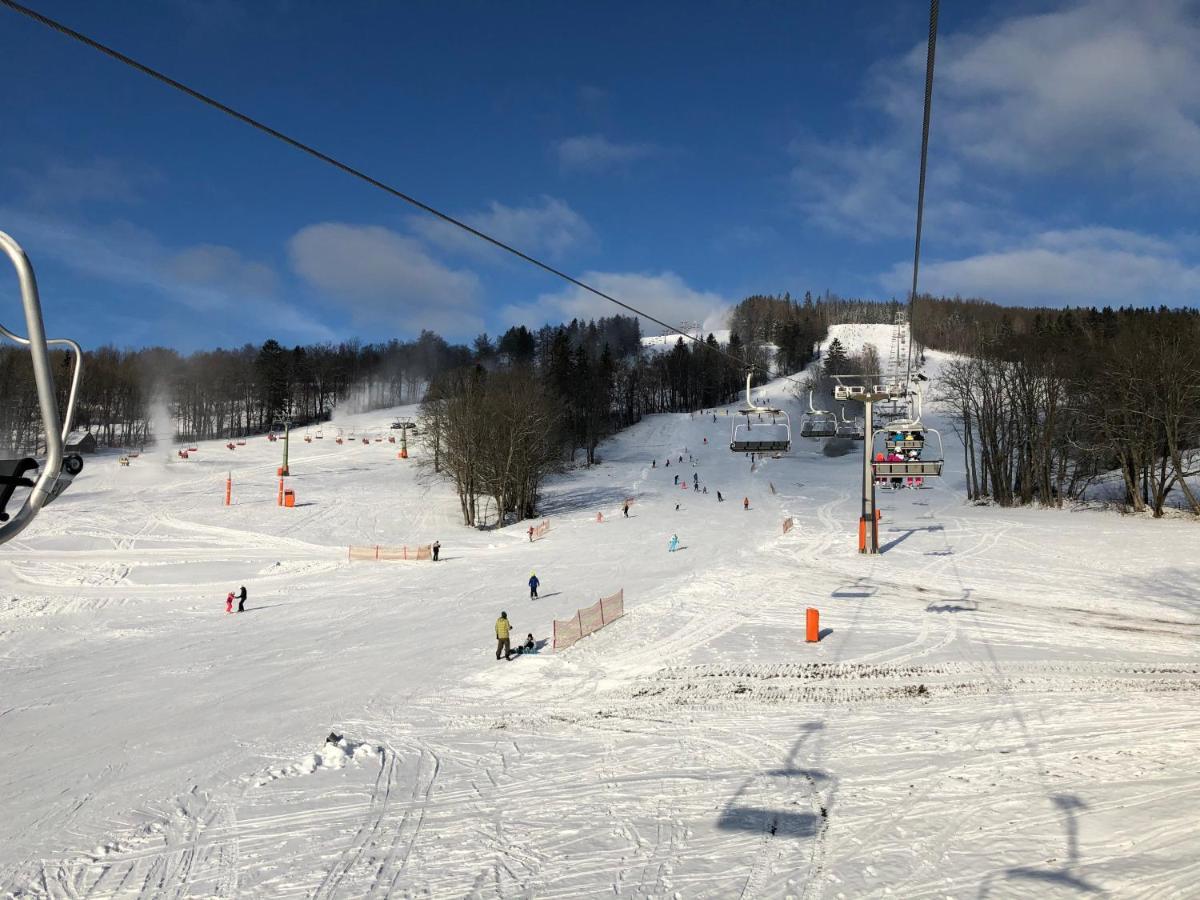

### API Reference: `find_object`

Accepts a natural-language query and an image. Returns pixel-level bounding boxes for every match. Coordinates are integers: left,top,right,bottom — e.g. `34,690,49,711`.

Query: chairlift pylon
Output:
729,371,790,453
0,232,84,544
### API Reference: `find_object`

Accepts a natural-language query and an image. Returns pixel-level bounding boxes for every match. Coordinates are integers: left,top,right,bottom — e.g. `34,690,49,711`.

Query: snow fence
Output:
528,519,551,540
553,589,624,650
348,544,432,561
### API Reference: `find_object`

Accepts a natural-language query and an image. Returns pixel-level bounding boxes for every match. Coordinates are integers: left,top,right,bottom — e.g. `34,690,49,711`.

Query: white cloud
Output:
409,196,594,262
926,0,1200,176
0,206,334,343
288,222,483,335
500,270,727,333
794,0,1200,245
169,244,279,297
554,134,661,173
880,227,1200,306
9,158,161,209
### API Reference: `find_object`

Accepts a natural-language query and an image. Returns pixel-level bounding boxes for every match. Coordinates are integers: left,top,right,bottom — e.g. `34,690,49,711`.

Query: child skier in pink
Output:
225,592,234,614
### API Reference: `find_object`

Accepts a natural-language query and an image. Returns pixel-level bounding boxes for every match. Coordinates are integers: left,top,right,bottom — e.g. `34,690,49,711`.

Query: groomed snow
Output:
1,372,1197,897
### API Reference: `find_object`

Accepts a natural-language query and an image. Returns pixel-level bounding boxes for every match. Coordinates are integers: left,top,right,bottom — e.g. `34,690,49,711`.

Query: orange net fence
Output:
553,589,625,650
528,519,551,540
348,544,432,561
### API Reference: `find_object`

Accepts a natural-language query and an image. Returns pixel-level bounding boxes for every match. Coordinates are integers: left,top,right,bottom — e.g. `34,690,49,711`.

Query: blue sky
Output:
2,0,1199,352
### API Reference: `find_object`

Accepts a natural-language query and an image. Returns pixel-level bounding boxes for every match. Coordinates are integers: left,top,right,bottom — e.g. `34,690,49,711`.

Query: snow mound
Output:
257,737,380,784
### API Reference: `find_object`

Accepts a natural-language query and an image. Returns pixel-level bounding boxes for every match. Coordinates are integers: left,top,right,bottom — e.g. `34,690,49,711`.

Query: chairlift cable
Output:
904,0,939,388
0,0,803,387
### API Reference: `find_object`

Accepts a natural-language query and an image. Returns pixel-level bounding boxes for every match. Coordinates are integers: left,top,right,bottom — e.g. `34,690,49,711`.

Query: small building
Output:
65,430,97,454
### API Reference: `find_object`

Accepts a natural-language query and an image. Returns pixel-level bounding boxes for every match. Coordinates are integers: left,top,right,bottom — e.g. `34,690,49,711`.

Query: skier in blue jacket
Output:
528,572,540,599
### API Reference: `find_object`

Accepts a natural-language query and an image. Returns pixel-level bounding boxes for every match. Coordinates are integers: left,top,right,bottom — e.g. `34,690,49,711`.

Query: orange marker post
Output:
277,477,284,507
225,472,232,507
806,608,820,643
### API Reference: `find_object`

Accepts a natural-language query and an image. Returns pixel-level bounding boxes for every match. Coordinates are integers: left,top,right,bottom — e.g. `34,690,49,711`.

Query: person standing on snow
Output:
668,533,679,552
623,501,630,518
674,474,679,485
432,540,440,561
237,585,247,613
743,497,750,510
717,490,724,502
496,612,512,660
528,572,540,599
225,592,234,614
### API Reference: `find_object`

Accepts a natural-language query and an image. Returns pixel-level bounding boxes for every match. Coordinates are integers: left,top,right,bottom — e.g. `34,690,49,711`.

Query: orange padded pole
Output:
806,608,820,643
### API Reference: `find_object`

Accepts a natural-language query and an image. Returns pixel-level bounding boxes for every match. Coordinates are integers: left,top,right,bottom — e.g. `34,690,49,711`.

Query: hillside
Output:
1,367,1197,897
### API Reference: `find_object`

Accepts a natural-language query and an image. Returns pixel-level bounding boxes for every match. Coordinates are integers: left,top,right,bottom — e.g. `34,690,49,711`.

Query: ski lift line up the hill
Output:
730,371,791,454
0,231,84,544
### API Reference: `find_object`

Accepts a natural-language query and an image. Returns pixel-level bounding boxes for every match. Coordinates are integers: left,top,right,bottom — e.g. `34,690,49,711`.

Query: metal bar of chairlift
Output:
0,231,84,543
730,370,791,453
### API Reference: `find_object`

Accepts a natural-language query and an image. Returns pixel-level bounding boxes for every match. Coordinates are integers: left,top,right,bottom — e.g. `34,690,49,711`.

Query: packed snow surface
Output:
1,364,1197,897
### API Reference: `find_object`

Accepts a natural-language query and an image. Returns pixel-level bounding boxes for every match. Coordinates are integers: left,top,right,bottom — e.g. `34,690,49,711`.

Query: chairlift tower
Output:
395,417,416,459
274,416,293,476
832,375,942,554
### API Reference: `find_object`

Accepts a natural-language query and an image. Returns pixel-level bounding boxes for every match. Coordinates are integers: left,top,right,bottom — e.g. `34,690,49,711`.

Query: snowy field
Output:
2,326,1198,898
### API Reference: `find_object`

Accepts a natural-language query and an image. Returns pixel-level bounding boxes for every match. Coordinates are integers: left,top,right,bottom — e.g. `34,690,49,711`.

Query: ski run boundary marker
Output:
553,589,624,651
348,544,432,561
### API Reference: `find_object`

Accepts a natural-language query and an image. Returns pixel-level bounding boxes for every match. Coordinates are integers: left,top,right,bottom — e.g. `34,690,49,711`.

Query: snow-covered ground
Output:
642,329,732,353
2,356,1198,897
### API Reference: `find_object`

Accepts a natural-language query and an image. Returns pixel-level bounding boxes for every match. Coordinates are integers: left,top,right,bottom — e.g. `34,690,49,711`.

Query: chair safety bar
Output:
0,231,84,544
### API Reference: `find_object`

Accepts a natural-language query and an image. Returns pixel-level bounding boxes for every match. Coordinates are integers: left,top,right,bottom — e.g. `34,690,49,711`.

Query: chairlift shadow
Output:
717,725,834,841
978,794,1102,897
831,578,876,599
879,524,944,554
240,603,285,613
925,589,978,614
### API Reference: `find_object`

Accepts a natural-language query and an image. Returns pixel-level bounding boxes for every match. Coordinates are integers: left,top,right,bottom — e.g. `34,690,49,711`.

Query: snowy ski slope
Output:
1,327,1198,897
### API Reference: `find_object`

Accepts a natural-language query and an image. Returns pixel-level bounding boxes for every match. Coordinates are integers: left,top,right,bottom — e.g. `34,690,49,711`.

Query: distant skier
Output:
665,459,670,468
668,534,679,552
528,525,535,542
623,501,630,518
703,437,707,444
225,592,234,614
743,497,750,510
675,503,680,511
432,540,440,562
652,459,656,468
717,491,724,502
703,486,708,494
236,585,247,613
528,572,540,599
678,455,682,463
674,474,679,485
496,612,512,661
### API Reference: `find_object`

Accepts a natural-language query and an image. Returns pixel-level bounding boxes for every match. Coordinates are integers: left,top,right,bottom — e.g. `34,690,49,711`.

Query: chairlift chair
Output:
729,371,790,453
799,391,837,439
0,233,84,544
869,385,943,480
836,406,865,440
